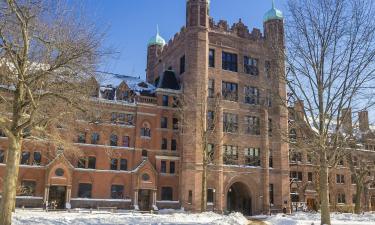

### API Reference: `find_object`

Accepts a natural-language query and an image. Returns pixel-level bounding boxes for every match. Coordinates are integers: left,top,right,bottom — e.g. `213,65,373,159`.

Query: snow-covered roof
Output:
96,72,155,95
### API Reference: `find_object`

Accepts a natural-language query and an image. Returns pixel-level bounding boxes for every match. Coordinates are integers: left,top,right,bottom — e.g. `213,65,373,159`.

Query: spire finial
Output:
272,0,275,9
156,24,159,35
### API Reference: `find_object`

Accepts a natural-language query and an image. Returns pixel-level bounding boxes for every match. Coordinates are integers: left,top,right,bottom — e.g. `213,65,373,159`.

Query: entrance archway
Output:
226,182,252,216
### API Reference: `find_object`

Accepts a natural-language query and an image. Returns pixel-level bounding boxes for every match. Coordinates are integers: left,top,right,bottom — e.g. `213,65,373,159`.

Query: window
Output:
244,116,260,135
307,153,313,164
180,55,185,74
289,129,297,143
223,113,238,133
222,81,238,101
244,147,260,166
77,158,86,168
20,180,36,196
118,113,126,124
91,133,100,145
208,144,214,162
269,184,274,204
161,138,168,150
207,111,215,130
161,187,173,201
120,159,128,171
171,139,177,151
351,174,356,184
110,159,118,170
209,49,215,67
111,112,117,123
269,149,273,168
208,79,215,98
122,136,130,147
20,151,30,165
244,86,259,105
223,145,238,165
161,161,167,173
338,159,344,166
244,56,259,75
55,168,64,176
337,193,346,204
88,156,96,169
222,52,238,72
33,152,41,165
336,174,345,184
162,95,169,107
267,91,272,107
78,183,92,198
111,185,124,199
207,189,214,203
173,118,179,130
141,127,151,137
161,117,168,129
77,132,86,143
290,151,303,163
110,134,118,146
268,119,272,136
170,161,175,174
265,61,271,78
290,171,303,181
142,149,148,157
308,172,313,182
0,150,4,163
188,190,193,204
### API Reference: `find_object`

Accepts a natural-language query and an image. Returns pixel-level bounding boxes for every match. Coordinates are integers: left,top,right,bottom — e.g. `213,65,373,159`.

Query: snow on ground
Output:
12,209,249,225
263,212,375,225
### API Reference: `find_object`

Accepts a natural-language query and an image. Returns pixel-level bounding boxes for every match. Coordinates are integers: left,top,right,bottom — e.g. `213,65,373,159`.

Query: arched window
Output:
140,122,151,137
110,134,118,146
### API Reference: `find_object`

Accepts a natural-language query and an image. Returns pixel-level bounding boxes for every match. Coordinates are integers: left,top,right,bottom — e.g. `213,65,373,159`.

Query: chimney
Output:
358,111,369,132
341,108,352,135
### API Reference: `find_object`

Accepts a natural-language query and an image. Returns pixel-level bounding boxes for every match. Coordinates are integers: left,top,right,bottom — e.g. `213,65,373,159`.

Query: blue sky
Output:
83,0,287,78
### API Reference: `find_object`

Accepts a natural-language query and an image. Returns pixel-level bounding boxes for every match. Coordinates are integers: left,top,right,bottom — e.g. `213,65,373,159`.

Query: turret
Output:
186,0,210,28
263,0,284,47
146,26,166,83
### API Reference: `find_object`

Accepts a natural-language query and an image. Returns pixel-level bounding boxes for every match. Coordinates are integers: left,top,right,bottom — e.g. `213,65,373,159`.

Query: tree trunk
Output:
319,152,331,225
354,182,363,214
201,150,207,212
0,137,21,225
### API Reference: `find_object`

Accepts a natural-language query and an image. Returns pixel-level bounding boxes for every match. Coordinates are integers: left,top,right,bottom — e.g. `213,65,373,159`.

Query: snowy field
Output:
263,212,375,225
12,209,249,225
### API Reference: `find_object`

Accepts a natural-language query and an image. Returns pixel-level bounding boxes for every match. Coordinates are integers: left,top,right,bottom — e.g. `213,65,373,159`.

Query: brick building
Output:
0,1,291,215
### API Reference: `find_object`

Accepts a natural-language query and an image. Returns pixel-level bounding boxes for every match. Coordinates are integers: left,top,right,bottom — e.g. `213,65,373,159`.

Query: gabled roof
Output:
156,70,180,90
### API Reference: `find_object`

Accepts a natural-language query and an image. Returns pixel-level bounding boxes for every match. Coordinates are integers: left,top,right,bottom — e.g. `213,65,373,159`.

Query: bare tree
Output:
285,0,375,224
0,1,106,224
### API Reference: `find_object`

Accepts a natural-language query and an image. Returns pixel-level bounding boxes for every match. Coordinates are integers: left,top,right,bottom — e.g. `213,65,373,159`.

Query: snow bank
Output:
265,212,375,225
12,209,248,225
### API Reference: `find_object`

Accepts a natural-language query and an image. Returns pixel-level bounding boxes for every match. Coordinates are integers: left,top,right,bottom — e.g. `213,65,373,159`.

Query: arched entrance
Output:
226,182,252,216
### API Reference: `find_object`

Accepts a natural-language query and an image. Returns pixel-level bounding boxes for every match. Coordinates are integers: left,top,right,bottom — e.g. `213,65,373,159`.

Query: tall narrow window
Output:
188,190,193,204
223,145,238,165
161,117,168,129
118,113,126,124
111,185,124,199
161,138,168,150
308,172,313,182
20,151,30,165
33,152,42,165
209,49,215,67
0,150,4,163
244,147,260,166
208,144,214,162
244,86,259,105
223,113,238,133
180,55,185,74
110,134,118,146
91,133,100,145
110,159,118,170
162,95,169,107
173,118,179,130
268,119,273,136
244,56,259,75
88,156,96,169
170,161,175,174
267,91,272,107
207,189,214,203
269,149,273,168
161,187,173,201
222,52,238,72
161,161,167,173
265,60,271,78
222,81,238,101
120,159,128,170
207,111,215,130
208,79,215,98
111,112,117,123
78,183,92,198
123,136,130,147
269,184,274,204
77,132,86,143
171,139,177,151
244,116,260,135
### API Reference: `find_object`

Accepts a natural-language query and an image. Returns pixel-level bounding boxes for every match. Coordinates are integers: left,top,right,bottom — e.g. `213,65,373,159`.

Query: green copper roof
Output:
148,25,166,47
264,0,283,22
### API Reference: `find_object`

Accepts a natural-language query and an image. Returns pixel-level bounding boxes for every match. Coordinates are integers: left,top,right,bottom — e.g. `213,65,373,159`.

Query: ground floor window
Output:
20,180,36,196
78,183,92,198
337,193,346,204
111,185,124,199
207,189,214,203
161,187,173,201
88,156,96,169
0,150,4,163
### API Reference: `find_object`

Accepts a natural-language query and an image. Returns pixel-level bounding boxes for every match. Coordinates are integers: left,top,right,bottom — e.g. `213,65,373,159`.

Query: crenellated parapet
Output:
159,26,187,58
209,18,264,41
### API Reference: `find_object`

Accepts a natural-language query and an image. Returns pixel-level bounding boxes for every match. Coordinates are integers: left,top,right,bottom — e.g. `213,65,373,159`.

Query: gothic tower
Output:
146,26,166,83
